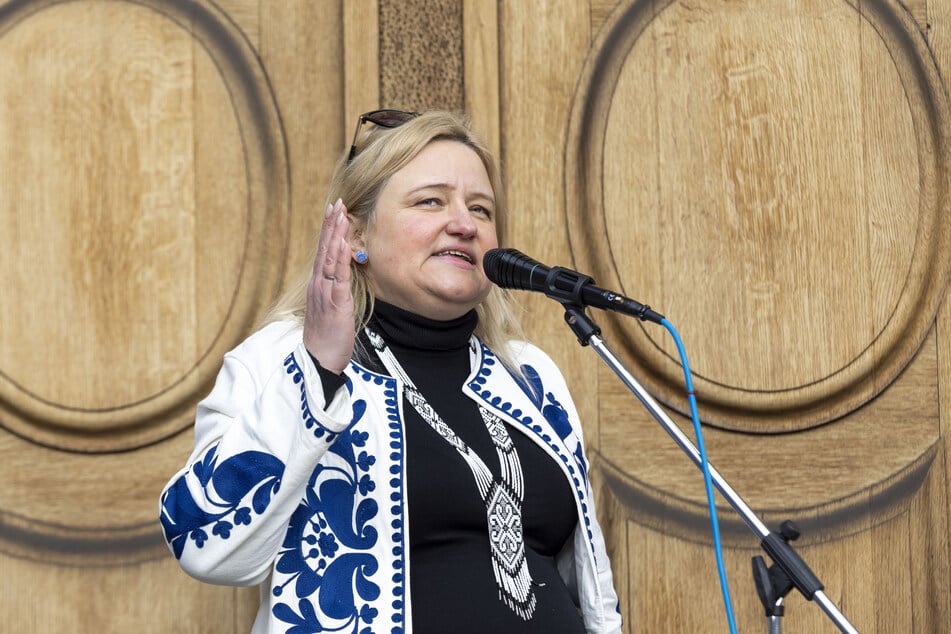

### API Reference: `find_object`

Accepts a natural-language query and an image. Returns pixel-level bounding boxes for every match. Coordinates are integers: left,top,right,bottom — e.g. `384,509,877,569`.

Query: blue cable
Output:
661,317,738,634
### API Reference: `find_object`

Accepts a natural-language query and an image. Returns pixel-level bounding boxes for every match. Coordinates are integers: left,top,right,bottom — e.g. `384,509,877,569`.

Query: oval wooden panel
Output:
566,0,951,433
0,0,287,563
565,0,947,540
0,0,288,452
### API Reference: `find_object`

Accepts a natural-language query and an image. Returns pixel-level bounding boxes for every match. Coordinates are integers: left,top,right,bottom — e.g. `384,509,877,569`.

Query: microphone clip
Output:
545,266,596,307
540,267,607,346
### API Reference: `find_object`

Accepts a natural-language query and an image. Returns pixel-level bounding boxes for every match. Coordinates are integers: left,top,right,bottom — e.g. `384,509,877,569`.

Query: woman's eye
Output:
417,198,441,207
471,205,493,218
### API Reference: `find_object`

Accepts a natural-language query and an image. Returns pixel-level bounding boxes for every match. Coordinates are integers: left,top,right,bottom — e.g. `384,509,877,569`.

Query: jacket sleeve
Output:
158,325,353,587
575,503,624,634
519,342,624,633
564,409,624,632
563,372,622,633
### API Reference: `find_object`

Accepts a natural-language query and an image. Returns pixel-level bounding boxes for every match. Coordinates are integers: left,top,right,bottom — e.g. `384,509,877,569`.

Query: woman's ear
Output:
349,226,368,264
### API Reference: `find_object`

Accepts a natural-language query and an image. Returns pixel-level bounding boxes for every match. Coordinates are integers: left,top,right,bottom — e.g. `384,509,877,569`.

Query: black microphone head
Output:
482,247,514,285
484,247,665,323
482,248,548,290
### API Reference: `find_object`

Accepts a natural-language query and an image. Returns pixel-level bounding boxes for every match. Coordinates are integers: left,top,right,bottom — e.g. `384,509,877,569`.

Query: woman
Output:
159,110,622,633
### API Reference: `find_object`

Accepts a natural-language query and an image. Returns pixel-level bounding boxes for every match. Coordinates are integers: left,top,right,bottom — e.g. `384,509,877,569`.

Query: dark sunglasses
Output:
347,109,420,162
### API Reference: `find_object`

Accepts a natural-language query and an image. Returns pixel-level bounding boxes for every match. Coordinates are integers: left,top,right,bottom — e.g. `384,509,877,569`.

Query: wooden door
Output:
2,0,949,632
504,1,951,632
0,0,341,630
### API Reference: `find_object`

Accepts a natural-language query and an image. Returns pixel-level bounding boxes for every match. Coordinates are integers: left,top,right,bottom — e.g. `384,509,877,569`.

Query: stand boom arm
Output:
572,312,858,633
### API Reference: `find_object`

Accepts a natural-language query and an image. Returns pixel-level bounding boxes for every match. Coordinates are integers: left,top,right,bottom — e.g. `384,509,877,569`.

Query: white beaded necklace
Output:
365,326,537,620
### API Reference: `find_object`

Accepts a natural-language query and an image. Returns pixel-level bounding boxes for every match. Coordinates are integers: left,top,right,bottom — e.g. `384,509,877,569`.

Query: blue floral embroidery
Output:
285,353,341,442
472,343,597,549
509,361,589,487
516,364,574,440
272,397,382,633
160,445,285,560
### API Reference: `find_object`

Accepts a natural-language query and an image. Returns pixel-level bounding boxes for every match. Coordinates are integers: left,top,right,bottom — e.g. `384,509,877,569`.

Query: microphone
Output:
483,248,664,323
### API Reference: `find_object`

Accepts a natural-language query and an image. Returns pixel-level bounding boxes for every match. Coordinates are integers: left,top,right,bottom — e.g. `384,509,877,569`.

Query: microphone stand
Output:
558,302,859,633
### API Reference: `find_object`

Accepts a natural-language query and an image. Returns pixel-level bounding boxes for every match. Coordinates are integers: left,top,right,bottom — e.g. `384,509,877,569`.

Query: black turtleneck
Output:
358,301,586,634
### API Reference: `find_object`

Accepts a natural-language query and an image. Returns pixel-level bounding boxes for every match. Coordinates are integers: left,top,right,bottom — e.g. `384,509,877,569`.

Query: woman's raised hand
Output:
303,198,356,374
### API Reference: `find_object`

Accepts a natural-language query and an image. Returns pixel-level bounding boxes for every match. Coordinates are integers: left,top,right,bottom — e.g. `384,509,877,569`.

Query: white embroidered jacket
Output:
159,320,623,633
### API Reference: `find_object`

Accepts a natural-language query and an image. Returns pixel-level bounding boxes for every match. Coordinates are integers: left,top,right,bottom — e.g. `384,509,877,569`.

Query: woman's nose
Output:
446,203,477,237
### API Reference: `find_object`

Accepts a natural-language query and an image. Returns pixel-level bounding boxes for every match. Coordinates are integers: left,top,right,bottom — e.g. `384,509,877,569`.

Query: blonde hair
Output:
261,110,525,369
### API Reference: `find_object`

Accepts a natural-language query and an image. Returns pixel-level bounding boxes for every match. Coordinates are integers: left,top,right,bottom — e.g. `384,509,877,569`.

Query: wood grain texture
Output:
497,0,599,441
463,0,501,179
555,0,951,631
0,555,258,633
925,0,951,631
344,0,380,124
0,0,304,630
0,0,288,452
261,0,345,296
566,0,951,431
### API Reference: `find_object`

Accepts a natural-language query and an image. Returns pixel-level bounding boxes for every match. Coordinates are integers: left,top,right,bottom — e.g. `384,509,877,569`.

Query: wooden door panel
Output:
0,0,338,630
0,0,288,453
552,2,951,632
503,0,951,631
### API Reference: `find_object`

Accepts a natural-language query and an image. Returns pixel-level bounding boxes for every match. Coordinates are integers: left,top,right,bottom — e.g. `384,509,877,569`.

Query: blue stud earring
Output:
354,249,368,264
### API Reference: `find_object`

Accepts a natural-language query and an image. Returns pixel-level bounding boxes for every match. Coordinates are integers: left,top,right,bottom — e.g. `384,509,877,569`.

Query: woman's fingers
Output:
331,235,352,291
320,200,348,285
313,201,337,276
303,199,356,374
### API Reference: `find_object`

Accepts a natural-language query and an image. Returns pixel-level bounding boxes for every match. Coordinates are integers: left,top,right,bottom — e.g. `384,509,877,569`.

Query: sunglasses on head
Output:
347,109,421,162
